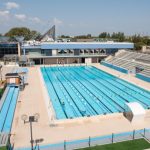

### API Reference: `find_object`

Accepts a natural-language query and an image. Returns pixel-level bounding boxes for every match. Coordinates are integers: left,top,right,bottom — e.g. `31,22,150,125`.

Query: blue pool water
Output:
0,68,27,133
41,66,150,120
0,86,19,133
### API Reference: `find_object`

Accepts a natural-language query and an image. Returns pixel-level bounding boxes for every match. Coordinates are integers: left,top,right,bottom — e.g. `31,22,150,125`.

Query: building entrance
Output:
81,58,85,63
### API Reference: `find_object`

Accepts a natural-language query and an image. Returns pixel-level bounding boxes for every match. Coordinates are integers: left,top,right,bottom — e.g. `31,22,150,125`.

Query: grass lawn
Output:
0,147,7,150
79,139,150,150
0,88,4,99
0,88,3,96
0,83,6,99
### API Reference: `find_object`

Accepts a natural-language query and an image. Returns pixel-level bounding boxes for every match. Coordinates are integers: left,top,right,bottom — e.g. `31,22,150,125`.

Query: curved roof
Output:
126,102,145,115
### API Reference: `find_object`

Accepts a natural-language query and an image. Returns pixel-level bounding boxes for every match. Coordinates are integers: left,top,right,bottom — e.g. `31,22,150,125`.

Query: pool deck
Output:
11,64,150,149
1,65,18,80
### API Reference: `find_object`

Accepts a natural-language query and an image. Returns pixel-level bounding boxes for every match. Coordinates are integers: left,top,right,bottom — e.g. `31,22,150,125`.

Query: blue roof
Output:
41,42,134,49
22,42,134,50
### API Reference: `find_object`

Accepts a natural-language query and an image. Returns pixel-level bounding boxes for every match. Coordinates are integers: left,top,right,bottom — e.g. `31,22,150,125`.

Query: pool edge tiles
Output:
40,66,150,120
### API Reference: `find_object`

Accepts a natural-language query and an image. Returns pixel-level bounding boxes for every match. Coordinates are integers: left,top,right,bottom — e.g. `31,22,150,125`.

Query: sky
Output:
0,0,150,36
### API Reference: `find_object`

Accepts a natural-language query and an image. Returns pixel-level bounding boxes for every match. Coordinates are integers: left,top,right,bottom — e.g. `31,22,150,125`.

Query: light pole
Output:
21,113,40,150
0,65,2,82
34,138,44,150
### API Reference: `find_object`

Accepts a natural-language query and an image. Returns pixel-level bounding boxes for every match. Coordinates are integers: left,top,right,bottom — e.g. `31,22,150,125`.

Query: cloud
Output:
68,24,74,27
14,14,27,21
53,17,63,26
0,10,10,17
0,10,10,24
5,2,20,10
30,17,42,23
0,6,43,32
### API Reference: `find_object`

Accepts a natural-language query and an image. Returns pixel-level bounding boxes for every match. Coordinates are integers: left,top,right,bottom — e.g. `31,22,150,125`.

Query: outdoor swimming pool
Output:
41,66,150,120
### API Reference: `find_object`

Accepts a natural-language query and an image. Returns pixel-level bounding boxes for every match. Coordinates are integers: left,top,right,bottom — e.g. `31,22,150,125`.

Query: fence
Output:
13,128,150,150
0,132,9,147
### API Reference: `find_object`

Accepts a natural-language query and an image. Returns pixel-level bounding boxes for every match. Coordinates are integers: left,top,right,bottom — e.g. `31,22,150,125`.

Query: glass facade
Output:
0,43,18,58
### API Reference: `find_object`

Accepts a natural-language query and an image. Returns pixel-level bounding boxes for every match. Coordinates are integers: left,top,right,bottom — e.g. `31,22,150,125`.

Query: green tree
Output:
131,34,141,43
111,32,125,42
74,34,92,39
60,35,70,38
142,36,150,46
147,39,150,46
30,30,41,40
5,27,40,40
87,34,92,38
134,42,145,50
99,32,110,38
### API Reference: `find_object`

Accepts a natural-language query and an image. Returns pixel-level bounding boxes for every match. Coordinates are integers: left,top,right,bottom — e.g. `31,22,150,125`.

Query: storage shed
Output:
5,73,21,86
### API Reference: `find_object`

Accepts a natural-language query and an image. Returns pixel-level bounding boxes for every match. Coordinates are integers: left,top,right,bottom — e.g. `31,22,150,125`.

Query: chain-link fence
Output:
13,128,150,150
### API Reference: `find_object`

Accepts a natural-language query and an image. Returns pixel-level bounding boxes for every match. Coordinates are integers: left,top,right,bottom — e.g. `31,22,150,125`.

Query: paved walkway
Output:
11,67,49,148
1,66,17,80
11,64,150,149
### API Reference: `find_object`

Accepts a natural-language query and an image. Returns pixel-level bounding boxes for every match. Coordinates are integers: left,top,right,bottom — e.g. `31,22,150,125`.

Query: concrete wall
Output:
136,74,150,82
44,58,80,64
44,58,57,64
67,58,81,64
92,57,101,63
52,50,57,56
35,57,104,65
101,61,128,74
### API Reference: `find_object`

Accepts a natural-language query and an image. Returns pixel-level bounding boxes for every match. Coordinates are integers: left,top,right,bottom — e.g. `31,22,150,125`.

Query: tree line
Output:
61,32,150,50
0,27,150,50
99,32,150,50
